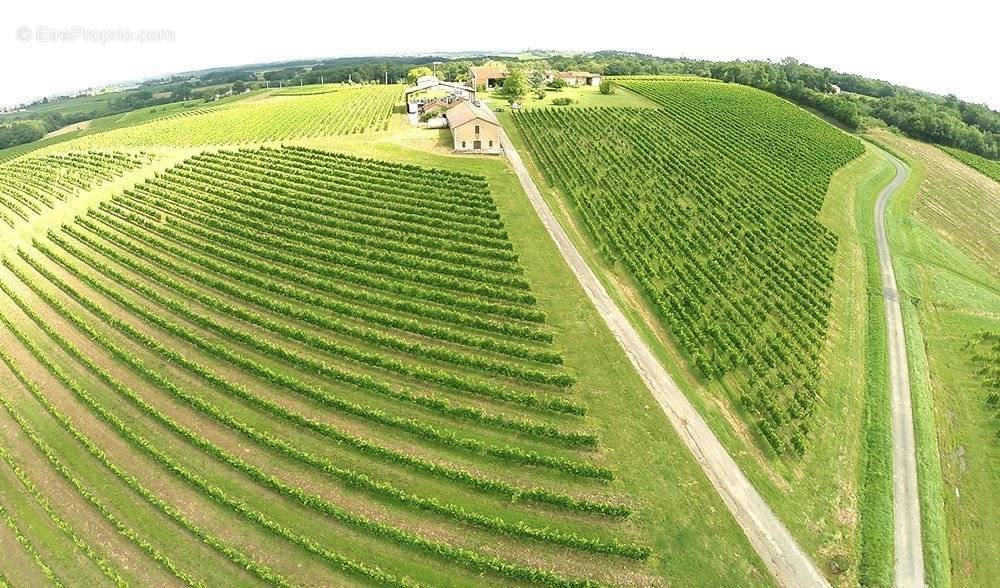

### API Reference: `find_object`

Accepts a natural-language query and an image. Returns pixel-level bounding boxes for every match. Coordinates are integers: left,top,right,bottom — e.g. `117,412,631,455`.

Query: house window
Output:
489,140,493,147
474,125,480,134
462,141,466,148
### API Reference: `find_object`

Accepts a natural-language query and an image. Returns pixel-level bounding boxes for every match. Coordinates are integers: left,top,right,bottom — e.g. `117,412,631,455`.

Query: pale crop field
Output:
70,85,401,148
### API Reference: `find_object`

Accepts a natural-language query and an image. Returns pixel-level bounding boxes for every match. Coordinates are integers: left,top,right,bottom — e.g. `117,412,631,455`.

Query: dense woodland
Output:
3,52,998,159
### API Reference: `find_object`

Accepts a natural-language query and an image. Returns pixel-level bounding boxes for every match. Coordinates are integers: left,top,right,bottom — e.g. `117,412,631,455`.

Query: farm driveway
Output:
872,152,924,588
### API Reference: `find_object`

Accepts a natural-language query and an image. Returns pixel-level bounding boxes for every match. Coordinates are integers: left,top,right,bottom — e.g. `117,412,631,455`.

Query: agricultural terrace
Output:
0,145,670,587
0,151,152,229
70,85,401,148
513,79,865,456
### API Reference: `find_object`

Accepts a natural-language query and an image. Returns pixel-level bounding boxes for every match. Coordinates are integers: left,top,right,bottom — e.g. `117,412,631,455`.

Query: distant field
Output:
611,75,722,83
273,83,350,96
1,91,127,119
483,83,659,110
0,151,152,229
882,136,1000,277
0,93,257,164
70,85,401,148
514,80,864,456
939,145,1000,183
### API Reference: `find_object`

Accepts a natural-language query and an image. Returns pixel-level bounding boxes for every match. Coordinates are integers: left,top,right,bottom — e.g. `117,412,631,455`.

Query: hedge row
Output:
123,177,533,305
26,243,602,480
1,282,601,588
109,194,547,341
161,165,513,253
0,444,128,586
0,500,62,586
146,168,517,264
0,314,408,588
96,204,570,387
128,181,520,275
0,342,226,587
128,190,526,294
114,196,557,363
222,150,495,219
136,171,519,268
22,246,626,520
43,233,593,451
14,263,642,559
60,223,582,418
85,205,544,324
169,159,507,241
186,154,504,232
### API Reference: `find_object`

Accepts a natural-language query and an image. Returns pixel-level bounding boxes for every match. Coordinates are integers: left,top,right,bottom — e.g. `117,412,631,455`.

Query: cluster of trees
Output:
0,119,49,149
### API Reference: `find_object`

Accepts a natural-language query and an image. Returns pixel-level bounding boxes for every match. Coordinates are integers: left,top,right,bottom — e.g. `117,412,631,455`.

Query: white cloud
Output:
2,0,998,108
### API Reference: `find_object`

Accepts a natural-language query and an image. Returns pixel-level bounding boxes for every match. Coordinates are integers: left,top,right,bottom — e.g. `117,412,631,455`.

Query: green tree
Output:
501,69,529,104
548,78,567,90
231,80,247,94
169,84,193,101
528,70,548,99
599,79,614,95
406,67,433,84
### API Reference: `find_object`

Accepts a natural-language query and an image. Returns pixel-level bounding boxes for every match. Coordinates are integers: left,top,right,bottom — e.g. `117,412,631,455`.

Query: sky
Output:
3,0,999,109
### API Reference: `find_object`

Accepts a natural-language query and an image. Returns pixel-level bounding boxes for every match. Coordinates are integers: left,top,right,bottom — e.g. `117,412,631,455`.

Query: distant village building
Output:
468,64,509,89
445,101,501,154
552,71,602,86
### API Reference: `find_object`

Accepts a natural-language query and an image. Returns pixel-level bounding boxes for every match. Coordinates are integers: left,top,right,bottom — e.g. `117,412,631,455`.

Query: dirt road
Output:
499,128,830,588
873,151,925,588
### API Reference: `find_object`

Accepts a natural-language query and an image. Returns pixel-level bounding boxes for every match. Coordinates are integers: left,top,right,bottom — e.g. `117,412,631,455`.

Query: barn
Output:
445,101,501,154
404,76,476,114
468,64,509,90
553,71,603,86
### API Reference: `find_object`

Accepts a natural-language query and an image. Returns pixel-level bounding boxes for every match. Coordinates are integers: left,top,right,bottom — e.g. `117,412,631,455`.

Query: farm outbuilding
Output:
553,71,602,86
445,101,501,154
469,64,509,90
404,76,476,114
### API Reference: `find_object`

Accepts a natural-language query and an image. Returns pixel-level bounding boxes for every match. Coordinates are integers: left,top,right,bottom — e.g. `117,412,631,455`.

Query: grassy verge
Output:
866,128,1000,587
850,145,897,587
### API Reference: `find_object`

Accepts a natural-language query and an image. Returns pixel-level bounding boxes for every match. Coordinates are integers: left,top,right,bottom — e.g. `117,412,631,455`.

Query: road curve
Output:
499,127,830,588
872,151,925,588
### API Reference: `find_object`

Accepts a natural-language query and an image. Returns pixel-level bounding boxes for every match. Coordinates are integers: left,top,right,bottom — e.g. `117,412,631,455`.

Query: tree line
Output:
547,52,999,159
